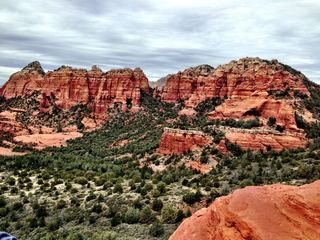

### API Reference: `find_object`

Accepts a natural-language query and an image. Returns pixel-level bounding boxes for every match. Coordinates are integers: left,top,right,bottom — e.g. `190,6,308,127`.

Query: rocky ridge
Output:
1,62,150,116
0,57,318,152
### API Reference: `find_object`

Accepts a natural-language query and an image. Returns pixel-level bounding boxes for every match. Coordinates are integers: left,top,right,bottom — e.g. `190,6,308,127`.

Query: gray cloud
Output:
0,0,319,84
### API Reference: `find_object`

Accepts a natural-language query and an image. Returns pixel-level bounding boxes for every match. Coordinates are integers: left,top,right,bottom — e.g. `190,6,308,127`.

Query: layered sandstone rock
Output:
0,61,44,98
0,110,28,136
160,58,312,131
225,131,306,152
170,180,320,240
1,63,150,116
160,58,309,107
208,96,299,131
157,128,212,154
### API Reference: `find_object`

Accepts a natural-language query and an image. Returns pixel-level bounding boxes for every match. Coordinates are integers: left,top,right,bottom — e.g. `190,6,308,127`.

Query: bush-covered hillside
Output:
0,93,320,239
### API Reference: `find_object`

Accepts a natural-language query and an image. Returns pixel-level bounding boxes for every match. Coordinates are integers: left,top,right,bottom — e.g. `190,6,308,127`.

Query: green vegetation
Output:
295,113,320,138
267,88,290,98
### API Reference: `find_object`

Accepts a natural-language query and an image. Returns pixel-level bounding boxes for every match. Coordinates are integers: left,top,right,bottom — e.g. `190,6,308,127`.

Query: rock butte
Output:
170,180,320,240
0,62,150,117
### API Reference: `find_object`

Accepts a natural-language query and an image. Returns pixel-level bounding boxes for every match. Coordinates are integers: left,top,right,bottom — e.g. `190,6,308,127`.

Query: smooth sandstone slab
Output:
170,181,320,240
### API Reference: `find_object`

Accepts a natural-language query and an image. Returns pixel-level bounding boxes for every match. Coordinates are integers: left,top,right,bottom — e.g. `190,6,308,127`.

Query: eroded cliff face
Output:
0,61,44,98
1,62,150,116
160,58,309,107
157,57,314,153
160,58,312,128
157,128,212,154
170,180,320,240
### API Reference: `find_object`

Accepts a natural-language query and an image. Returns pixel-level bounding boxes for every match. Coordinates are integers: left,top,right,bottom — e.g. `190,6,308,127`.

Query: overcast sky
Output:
0,0,319,85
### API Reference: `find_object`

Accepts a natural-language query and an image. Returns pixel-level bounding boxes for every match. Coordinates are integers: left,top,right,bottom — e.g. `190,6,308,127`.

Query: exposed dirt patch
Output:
14,132,83,149
0,147,28,156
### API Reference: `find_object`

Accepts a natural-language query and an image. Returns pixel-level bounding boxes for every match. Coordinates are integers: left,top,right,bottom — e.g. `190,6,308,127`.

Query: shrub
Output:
151,189,161,197
267,117,276,126
161,204,177,223
133,198,143,209
12,202,24,211
111,212,122,227
182,190,202,204
275,125,285,132
95,178,105,187
27,216,38,228
47,217,61,231
66,233,85,240
56,200,67,209
139,206,156,223
200,152,209,164
86,192,96,202
6,177,15,186
35,205,48,217
75,177,88,185
151,199,163,212
0,196,7,207
70,197,80,207
124,207,139,224
92,203,103,213
92,231,118,240
149,220,164,237
0,207,8,217
113,183,123,193
176,209,185,222
157,182,166,194
225,140,243,156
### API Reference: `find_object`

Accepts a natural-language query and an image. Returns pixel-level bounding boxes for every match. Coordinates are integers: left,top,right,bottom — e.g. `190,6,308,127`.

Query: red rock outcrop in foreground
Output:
170,180,320,240
0,62,150,116
158,128,211,154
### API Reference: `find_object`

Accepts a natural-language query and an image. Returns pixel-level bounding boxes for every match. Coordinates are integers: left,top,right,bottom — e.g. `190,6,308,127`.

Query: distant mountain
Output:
149,74,173,90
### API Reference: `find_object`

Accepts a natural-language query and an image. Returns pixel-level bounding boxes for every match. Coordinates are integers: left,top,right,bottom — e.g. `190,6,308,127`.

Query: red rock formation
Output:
158,128,212,154
160,58,312,133
208,96,299,131
225,131,306,152
0,61,44,98
170,180,320,240
160,58,309,108
1,63,150,116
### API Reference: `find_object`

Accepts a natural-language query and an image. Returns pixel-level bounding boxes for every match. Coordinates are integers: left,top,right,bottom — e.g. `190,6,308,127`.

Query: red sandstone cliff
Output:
170,180,320,240
157,57,314,153
0,61,44,98
160,58,309,106
0,62,150,116
160,58,312,131
157,128,212,154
